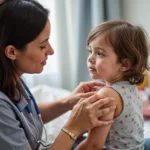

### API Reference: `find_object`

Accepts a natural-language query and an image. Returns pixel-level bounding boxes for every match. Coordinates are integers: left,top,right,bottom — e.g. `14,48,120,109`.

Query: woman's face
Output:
14,20,54,75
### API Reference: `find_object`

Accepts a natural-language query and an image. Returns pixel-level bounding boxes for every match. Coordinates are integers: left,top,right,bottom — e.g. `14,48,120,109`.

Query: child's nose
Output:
88,54,95,63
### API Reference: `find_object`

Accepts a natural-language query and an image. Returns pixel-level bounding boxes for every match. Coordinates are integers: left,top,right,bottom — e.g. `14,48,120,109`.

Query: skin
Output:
14,20,53,75
76,34,131,150
87,34,124,84
4,20,116,150
0,0,4,4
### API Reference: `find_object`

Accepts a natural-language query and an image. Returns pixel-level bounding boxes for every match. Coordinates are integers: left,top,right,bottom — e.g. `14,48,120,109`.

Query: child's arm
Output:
75,87,123,150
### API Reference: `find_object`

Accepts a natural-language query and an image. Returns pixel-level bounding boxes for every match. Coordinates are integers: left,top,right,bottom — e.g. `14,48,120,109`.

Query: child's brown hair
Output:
87,20,150,85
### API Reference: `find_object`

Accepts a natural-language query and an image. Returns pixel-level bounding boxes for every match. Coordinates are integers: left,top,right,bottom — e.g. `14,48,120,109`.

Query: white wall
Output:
121,0,150,86
121,0,150,36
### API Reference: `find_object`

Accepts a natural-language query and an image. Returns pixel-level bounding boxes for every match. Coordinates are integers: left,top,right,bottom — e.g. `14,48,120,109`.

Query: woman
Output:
0,0,116,150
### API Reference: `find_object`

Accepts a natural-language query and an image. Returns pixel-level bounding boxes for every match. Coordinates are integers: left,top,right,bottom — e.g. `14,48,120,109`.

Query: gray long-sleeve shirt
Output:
0,85,43,150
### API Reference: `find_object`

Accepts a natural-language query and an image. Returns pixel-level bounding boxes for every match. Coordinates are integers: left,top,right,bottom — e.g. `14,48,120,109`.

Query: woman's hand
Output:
66,91,96,109
64,94,116,137
66,81,105,109
72,81,105,94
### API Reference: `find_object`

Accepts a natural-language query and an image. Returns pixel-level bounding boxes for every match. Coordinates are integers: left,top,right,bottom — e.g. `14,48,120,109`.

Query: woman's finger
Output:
87,94,114,104
95,97,115,108
74,92,95,104
91,87,99,91
78,98,85,104
79,92,95,98
65,96,115,135
85,81,106,88
96,120,114,127
96,106,116,118
84,94,102,103
90,97,115,111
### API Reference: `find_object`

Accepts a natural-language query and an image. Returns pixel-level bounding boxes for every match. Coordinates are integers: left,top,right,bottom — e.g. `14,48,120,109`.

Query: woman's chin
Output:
36,69,43,74
33,68,44,74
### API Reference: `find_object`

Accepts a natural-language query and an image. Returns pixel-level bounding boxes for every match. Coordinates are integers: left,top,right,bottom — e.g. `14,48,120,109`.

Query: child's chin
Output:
90,75,99,80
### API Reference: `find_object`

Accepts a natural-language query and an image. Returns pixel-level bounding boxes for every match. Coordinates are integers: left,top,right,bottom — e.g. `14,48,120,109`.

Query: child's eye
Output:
97,51,104,56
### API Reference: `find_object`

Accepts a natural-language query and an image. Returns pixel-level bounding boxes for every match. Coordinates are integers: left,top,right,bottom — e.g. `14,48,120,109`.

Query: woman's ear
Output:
120,58,131,72
4,45,17,60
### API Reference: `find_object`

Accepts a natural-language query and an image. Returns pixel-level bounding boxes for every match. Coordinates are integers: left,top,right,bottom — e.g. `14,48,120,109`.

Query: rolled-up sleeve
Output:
0,100,31,150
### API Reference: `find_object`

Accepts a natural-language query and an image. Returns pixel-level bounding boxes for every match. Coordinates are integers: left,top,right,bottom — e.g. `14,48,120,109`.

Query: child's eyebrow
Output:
94,46,106,52
86,46,107,53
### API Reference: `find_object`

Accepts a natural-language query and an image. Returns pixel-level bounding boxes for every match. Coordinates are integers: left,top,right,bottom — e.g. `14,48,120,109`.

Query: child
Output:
76,20,150,150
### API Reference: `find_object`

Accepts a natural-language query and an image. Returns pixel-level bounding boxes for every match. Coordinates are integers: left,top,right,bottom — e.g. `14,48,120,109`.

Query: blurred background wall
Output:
121,0,150,36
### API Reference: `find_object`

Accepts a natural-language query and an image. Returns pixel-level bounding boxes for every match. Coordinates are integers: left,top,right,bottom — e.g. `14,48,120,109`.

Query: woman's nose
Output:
47,43,54,55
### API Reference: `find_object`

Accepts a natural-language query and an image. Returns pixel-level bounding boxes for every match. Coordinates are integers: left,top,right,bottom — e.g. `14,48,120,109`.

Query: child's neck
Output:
105,78,126,86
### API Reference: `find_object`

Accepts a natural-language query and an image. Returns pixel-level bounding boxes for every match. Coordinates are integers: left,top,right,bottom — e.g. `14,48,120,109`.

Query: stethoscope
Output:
15,81,52,147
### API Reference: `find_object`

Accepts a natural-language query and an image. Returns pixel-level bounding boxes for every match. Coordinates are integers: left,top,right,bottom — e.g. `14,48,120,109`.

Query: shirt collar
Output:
17,79,32,110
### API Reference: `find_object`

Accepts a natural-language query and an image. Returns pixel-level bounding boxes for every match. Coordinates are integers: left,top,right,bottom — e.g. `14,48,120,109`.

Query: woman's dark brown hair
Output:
87,20,150,85
0,0,49,103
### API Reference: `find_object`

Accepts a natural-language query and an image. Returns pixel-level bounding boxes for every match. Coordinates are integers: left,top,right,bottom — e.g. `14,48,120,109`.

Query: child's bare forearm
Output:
75,138,88,150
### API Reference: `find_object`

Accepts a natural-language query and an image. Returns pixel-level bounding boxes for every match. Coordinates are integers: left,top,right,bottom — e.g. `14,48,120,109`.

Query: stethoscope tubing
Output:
15,80,52,147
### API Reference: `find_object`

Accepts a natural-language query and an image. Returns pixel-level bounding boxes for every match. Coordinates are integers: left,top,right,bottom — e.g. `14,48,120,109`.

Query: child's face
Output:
87,34,123,84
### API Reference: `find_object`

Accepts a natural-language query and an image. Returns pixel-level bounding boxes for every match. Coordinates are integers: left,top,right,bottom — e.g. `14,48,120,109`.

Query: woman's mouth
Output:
41,59,47,65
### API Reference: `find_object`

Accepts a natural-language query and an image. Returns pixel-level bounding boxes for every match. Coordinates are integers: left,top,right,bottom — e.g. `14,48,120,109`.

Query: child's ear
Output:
120,58,131,72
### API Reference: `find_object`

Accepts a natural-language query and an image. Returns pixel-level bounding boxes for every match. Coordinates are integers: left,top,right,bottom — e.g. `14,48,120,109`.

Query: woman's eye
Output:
40,45,46,49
